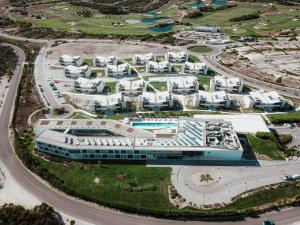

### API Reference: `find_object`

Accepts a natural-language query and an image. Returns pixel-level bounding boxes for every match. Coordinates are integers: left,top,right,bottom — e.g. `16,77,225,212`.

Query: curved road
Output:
1,43,300,225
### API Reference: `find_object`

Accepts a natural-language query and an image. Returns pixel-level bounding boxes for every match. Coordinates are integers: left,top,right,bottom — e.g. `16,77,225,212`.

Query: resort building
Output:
95,56,117,67
33,117,243,161
166,52,188,63
193,26,220,33
64,65,92,79
184,62,208,75
116,80,146,95
105,64,131,77
138,91,174,111
146,61,171,73
210,76,243,93
74,77,105,94
192,90,231,109
244,90,287,110
89,93,128,113
168,76,199,94
59,55,83,66
133,53,155,65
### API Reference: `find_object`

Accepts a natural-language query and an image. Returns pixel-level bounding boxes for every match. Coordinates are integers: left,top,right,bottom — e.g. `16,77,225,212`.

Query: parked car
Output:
263,220,275,225
284,174,300,181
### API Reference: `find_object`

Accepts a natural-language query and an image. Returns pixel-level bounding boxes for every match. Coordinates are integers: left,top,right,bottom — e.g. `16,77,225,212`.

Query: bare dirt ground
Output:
48,41,173,60
217,37,300,89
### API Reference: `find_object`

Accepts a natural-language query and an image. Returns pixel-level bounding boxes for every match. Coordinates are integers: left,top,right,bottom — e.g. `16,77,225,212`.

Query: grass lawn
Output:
267,111,300,124
39,160,173,211
246,134,284,160
149,81,168,91
83,58,93,66
197,76,212,90
188,45,213,53
188,54,201,63
93,69,105,77
134,66,146,73
72,112,94,119
105,82,116,94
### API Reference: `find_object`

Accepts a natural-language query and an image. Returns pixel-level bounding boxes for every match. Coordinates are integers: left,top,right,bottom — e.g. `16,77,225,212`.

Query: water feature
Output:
148,24,175,32
141,17,167,23
147,12,157,17
132,122,178,127
191,1,204,8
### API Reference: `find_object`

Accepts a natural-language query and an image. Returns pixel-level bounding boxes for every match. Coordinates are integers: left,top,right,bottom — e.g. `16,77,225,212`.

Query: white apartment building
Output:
210,76,243,93
59,55,83,66
193,26,220,33
105,64,131,77
64,65,92,79
89,93,128,113
95,56,117,67
192,90,231,109
146,61,171,73
74,77,105,94
138,91,174,111
116,80,146,95
166,52,188,63
184,62,208,75
133,53,155,65
168,76,199,94
244,90,287,110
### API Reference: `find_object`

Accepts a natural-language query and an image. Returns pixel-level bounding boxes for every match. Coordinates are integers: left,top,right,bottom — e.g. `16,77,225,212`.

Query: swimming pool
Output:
132,122,178,127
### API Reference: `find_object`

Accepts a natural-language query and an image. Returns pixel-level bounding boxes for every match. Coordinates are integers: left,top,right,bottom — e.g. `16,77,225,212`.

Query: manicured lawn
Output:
188,54,201,62
92,69,105,77
197,76,212,90
188,45,213,53
149,82,168,91
267,111,300,124
135,66,146,73
246,134,284,160
83,58,93,66
72,112,94,119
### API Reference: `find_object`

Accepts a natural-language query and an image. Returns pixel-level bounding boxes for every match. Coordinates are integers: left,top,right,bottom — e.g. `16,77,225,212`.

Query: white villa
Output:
133,53,155,65
210,76,243,93
74,77,105,94
138,91,174,111
116,80,146,95
244,90,287,110
59,55,83,66
95,56,117,67
146,61,171,73
184,62,208,75
166,52,188,63
64,65,92,79
168,76,199,94
192,90,231,109
106,64,131,77
89,93,128,113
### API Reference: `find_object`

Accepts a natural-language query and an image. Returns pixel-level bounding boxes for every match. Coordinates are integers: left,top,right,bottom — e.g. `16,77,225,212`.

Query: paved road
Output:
1,38,300,225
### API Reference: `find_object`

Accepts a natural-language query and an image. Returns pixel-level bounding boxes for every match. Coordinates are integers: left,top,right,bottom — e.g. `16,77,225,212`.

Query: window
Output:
95,150,100,153
134,150,139,154
128,155,133,159
121,150,126,154
108,150,113,154
82,150,87,153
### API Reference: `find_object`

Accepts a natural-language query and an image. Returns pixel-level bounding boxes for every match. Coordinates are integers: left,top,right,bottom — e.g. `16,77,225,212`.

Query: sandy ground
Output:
48,40,173,60
0,77,10,114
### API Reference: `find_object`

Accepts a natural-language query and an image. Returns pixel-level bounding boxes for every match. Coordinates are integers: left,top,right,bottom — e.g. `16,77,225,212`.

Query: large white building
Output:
166,52,188,63
133,53,155,65
64,65,92,79
105,64,131,77
192,90,231,109
74,77,105,94
168,76,199,94
193,26,220,33
138,91,174,111
184,62,208,75
116,80,146,95
89,93,128,113
95,56,117,67
59,55,83,66
33,117,243,161
210,76,243,93
244,90,287,110
146,61,171,73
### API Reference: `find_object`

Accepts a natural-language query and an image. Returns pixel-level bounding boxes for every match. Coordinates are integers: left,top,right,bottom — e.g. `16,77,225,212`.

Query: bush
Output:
278,134,293,145
229,13,260,22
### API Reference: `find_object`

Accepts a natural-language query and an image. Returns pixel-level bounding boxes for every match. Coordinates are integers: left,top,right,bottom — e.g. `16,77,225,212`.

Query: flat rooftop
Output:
34,117,242,152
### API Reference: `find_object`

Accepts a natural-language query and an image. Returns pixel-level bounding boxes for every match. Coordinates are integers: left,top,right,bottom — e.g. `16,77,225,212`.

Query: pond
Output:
148,24,175,32
141,17,167,23
147,12,157,17
211,0,227,5
191,0,227,8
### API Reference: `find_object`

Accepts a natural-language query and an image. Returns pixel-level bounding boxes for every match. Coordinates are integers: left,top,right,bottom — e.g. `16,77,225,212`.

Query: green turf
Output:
246,134,284,160
149,82,168,91
188,45,213,53
72,112,94,119
105,82,117,94
197,76,212,90
188,54,201,62
267,111,300,124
